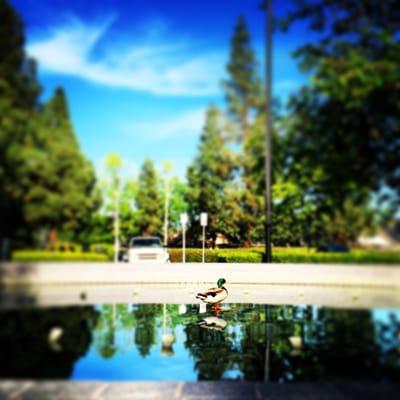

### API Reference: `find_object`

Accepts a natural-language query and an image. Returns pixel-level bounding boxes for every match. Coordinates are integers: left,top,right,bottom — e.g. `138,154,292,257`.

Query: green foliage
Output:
186,106,237,245
168,248,221,263
89,243,114,260
45,241,82,252
0,0,99,251
12,250,109,262
135,159,163,236
22,88,100,234
168,247,400,265
223,15,261,140
282,0,400,230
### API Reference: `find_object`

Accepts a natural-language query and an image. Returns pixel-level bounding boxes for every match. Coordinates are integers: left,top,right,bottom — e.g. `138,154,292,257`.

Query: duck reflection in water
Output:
197,316,228,332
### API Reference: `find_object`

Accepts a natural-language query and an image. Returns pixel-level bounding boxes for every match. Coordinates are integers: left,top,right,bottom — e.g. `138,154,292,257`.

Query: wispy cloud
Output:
120,108,206,140
27,17,223,96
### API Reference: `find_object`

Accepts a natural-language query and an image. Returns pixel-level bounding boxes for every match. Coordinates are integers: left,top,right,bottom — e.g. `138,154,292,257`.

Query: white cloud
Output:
121,108,206,140
27,17,223,96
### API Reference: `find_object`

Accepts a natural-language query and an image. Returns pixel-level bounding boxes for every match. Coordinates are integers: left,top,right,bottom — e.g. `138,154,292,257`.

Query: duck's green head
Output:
217,278,226,288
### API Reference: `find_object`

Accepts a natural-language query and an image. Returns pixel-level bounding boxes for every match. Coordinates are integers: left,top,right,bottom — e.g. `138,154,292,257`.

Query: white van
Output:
128,236,170,263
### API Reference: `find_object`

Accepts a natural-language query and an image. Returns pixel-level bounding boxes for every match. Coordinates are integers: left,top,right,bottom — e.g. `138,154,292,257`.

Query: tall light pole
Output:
114,176,120,263
264,0,273,263
163,162,172,247
180,213,188,263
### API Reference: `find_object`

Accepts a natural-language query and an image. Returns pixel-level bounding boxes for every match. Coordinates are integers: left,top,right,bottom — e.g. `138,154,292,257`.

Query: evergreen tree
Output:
22,87,100,237
135,159,163,236
223,15,261,141
223,15,266,245
0,1,100,252
186,106,236,245
0,0,41,251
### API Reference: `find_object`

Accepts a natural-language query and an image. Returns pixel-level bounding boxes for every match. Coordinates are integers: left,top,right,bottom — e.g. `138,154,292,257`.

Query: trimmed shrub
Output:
12,250,109,262
168,248,220,263
89,243,114,260
168,247,400,264
45,241,82,252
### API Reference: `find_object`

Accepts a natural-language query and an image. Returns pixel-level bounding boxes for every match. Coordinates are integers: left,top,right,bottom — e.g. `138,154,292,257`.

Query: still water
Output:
0,304,399,382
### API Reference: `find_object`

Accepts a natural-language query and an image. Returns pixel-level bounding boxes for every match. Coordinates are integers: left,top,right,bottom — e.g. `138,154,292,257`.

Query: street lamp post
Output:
163,162,172,246
264,0,273,262
180,213,188,263
114,176,120,263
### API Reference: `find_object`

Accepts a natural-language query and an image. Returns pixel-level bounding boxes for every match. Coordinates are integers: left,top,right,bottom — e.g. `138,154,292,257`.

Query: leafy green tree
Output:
0,0,41,251
0,0,100,251
280,0,400,242
135,158,163,236
186,106,237,245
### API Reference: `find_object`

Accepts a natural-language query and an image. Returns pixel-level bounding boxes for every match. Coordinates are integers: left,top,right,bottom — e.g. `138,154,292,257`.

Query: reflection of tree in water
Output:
183,304,400,383
184,321,237,380
94,305,117,359
303,308,399,381
0,306,98,379
94,304,138,358
133,304,161,357
266,307,400,382
375,312,400,381
238,305,267,380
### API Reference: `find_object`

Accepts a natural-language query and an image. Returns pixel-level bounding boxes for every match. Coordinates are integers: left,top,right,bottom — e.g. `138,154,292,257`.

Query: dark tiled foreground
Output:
0,381,399,400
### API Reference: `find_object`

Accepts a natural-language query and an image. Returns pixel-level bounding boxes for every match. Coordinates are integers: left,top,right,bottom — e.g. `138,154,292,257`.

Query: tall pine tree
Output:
135,159,163,236
186,106,236,246
223,15,261,141
223,15,266,245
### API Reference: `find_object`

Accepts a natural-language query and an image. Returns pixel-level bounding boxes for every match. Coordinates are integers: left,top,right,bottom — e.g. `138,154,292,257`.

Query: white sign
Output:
180,213,188,226
200,212,208,227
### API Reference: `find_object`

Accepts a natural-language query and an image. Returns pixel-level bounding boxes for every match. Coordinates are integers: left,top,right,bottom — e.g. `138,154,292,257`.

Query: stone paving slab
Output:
1,381,399,400
17,381,106,400
101,382,181,400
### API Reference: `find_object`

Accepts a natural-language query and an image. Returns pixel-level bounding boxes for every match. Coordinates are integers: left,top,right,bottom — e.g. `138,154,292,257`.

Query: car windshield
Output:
130,238,162,248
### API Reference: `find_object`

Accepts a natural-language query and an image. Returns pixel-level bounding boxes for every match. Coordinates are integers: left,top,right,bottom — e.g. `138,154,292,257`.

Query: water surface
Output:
1,303,399,382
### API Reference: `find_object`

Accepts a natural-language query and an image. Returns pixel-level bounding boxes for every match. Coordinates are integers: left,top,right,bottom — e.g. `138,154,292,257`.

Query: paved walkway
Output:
1,262,400,287
1,283,399,310
0,380,399,400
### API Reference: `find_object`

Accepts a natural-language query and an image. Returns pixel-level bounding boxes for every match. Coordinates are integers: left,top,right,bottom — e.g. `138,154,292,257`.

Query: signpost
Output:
180,213,188,263
200,212,208,263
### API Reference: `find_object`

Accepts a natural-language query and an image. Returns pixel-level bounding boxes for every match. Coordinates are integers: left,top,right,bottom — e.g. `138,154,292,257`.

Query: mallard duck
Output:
196,278,228,305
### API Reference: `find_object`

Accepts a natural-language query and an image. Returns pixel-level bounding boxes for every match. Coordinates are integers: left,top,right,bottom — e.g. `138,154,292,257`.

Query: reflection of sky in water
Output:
373,309,400,324
2,303,399,382
72,325,197,381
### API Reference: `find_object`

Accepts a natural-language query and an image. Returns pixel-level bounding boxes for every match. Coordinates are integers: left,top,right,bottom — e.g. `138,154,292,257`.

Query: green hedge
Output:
168,248,400,264
12,250,109,262
89,243,114,260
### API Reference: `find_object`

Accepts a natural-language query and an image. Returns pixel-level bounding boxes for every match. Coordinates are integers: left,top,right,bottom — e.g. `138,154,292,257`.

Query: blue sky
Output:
12,0,311,179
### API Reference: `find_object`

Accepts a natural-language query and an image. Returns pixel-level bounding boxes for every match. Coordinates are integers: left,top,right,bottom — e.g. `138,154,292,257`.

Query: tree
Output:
0,0,100,252
280,0,400,242
223,15,261,141
0,0,41,252
186,106,237,245
22,87,100,240
135,159,163,236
